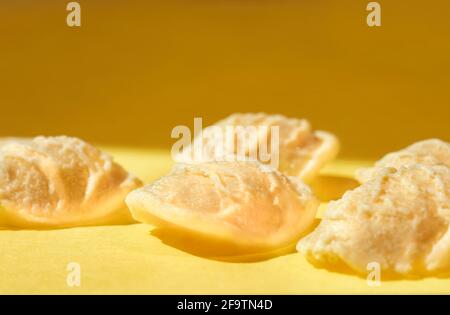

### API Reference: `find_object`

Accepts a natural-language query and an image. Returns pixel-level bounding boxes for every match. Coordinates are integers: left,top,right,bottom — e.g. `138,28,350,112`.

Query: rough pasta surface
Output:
126,161,319,248
298,164,450,276
175,113,339,182
356,139,450,183
0,136,142,228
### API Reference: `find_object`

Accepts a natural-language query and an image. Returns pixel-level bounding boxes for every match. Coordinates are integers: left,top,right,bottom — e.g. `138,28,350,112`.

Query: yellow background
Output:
1,1,450,294
1,0,449,159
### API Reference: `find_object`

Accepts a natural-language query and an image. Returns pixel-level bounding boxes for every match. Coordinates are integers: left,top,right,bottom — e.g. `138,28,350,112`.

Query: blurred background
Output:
0,0,449,159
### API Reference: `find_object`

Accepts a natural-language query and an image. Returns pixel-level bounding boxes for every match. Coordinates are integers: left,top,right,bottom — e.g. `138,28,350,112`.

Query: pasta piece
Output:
298,164,450,276
0,136,142,228
175,113,339,182
126,161,319,249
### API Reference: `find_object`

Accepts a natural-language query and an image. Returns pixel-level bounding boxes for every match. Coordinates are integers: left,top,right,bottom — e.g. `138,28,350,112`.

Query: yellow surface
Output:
1,0,448,294
1,147,449,294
